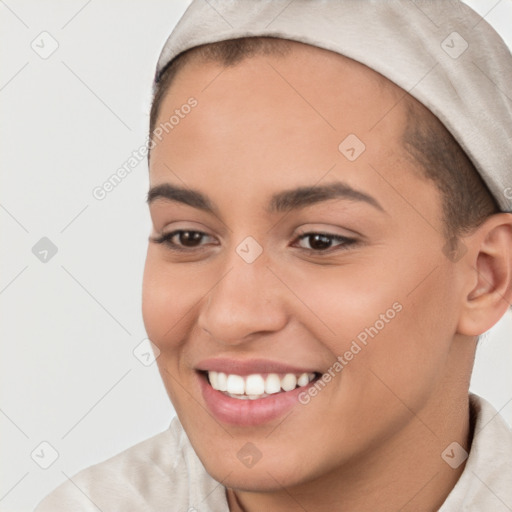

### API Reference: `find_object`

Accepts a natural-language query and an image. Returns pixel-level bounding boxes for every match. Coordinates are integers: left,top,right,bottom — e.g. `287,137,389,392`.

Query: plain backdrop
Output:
1,1,511,511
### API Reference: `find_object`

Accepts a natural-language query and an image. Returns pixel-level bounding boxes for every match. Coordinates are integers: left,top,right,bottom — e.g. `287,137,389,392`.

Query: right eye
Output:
151,230,217,251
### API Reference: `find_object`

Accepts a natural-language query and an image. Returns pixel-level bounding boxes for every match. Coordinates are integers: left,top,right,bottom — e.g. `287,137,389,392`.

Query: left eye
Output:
294,232,356,251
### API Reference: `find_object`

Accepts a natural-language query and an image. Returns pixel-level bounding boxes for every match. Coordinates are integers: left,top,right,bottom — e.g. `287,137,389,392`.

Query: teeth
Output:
226,374,244,395
297,373,310,387
281,374,297,391
265,373,281,394
207,371,316,398
209,371,218,389
245,374,265,395
217,372,227,391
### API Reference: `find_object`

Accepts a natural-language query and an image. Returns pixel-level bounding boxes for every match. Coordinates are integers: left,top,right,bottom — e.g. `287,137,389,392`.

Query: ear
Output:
457,213,512,336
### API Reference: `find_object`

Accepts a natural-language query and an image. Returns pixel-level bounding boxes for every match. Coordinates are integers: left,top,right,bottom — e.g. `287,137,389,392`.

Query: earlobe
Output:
457,213,512,336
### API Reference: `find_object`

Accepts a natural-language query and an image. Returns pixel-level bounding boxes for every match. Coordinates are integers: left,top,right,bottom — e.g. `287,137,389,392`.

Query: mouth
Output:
204,370,319,400
195,360,322,426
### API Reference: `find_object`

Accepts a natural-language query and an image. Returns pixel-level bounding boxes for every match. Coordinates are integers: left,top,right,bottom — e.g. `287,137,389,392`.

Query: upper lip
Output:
195,358,319,375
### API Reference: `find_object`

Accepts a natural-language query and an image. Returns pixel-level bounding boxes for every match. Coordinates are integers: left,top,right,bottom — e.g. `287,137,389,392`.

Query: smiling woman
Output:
34,1,512,512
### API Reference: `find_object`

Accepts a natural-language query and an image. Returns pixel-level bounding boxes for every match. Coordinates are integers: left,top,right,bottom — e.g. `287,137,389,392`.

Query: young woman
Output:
36,1,512,510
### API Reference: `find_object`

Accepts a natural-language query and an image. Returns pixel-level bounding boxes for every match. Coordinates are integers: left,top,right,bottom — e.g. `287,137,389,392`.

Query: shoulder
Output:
439,394,512,511
33,417,228,512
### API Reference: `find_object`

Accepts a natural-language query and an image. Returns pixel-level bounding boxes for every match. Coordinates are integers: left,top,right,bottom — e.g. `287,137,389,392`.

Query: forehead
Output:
152,41,410,158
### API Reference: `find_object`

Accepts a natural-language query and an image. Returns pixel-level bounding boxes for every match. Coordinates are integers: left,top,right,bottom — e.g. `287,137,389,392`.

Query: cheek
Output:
282,258,403,349
141,250,202,347
287,254,454,403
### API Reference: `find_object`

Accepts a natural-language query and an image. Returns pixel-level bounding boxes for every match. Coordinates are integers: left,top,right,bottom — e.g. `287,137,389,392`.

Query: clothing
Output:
154,0,512,213
34,394,512,511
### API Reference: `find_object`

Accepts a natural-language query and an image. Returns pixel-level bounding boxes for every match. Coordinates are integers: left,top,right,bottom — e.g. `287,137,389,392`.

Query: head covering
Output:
153,0,512,212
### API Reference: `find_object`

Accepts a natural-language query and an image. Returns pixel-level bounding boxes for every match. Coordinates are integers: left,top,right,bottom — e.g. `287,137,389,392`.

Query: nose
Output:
197,255,289,345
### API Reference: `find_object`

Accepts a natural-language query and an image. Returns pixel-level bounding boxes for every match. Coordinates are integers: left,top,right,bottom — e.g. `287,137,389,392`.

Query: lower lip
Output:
198,372,316,426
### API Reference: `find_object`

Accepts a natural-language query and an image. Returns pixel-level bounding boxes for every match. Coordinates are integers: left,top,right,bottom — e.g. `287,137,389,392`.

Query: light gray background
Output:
1,1,511,511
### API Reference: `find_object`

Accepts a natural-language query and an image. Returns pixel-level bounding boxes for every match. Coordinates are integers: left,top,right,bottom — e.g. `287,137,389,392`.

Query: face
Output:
143,42,467,491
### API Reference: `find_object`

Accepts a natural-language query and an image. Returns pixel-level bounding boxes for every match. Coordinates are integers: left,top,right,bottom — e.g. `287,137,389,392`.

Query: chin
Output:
196,441,328,493
205,462,309,493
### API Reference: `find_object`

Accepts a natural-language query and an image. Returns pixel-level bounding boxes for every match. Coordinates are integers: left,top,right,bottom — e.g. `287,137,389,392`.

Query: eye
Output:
151,230,216,251
293,232,357,252
151,229,357,254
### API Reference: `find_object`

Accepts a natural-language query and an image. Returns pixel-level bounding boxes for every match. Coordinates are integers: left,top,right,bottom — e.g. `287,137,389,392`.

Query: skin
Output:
143,41,512,511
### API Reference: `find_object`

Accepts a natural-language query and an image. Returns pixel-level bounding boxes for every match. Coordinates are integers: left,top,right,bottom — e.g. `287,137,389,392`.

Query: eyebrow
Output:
146,182,384,214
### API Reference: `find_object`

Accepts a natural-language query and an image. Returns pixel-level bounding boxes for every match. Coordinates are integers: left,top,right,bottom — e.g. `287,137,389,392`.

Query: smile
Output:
195,359,322,426
207,371,317,399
